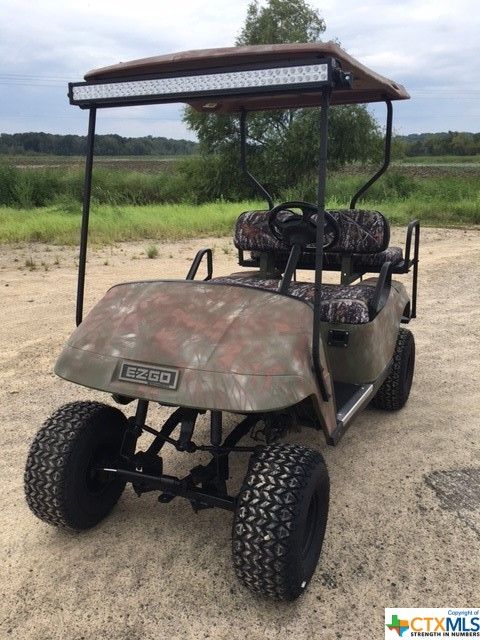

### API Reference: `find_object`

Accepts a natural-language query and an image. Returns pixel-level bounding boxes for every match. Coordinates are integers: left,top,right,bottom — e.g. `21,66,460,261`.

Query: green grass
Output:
1,188,478,246
2,158,479,206
0,201,261,244
1,156,479,244
0,163,189,207
363,198,480,226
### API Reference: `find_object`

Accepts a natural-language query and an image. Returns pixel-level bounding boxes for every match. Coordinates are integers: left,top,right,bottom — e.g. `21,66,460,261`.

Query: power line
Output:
0,72,72,87
0,113,184,121
0,72,71,79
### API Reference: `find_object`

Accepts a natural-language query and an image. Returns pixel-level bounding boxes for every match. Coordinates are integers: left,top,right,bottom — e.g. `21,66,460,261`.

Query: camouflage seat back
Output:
234,209,390,254
234,210,289,253
324,209,390,254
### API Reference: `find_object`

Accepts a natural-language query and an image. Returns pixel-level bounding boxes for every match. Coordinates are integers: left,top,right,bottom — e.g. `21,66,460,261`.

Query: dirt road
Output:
1,227,479,640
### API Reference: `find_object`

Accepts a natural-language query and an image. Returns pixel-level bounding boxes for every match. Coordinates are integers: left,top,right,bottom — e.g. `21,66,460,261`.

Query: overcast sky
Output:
0,0,478,140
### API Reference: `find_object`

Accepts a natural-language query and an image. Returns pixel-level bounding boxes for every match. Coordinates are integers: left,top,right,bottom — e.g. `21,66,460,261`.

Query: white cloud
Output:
0,0,479,136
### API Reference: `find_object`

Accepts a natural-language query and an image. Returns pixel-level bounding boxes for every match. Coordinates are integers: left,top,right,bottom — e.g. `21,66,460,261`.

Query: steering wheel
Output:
267,201,339,250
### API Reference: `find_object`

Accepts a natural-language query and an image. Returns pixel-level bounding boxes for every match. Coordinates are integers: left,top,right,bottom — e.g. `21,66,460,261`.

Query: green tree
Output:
237,0,325,44
183,0,381,201
451,132,475,156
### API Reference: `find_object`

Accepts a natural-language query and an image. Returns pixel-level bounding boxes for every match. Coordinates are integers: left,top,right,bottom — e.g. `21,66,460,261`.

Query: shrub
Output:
146,245,158,259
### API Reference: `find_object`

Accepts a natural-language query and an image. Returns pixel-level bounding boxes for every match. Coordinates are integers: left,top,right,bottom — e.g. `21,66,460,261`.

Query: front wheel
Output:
25,401,129,531
232,443,329,600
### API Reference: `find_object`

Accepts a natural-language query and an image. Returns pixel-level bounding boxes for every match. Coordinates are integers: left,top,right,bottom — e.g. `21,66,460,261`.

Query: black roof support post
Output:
350,99,393,209
312,89,331,403
239,110,274,210
76,107,97,326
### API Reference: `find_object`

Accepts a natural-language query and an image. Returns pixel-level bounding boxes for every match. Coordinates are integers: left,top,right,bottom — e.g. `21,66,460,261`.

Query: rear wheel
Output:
25,401,129,531
372,328,415,410
232,443,329,600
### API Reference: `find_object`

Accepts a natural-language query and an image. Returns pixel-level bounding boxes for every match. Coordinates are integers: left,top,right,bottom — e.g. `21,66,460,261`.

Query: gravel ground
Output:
1,227,479,640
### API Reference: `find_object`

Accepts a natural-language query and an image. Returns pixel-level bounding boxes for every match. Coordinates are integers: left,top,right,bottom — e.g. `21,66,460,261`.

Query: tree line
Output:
0,132,197,156
399,132,480,157
2,129,478,161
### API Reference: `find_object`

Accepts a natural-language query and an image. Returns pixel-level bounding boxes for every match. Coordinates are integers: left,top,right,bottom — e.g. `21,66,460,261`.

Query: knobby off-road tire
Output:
372,328,415,411
25,401,129,531
232,443,329,600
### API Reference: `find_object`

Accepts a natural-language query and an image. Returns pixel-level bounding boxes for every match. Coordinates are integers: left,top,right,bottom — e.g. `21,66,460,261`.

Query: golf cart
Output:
24,42,420,600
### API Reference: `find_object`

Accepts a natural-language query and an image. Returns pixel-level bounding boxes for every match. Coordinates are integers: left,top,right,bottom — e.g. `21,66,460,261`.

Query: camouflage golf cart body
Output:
25,42,419,600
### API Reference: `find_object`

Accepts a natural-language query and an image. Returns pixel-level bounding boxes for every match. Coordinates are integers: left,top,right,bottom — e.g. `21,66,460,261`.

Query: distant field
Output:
6,154,188,173
398,154,480,165
4,153,480,176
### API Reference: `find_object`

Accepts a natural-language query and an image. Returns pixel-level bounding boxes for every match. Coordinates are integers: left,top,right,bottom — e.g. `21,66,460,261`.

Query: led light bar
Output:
70,62,330,107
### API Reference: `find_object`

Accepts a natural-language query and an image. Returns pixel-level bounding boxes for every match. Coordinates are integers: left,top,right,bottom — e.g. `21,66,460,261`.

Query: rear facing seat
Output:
211,276,376,324
323,246,402,268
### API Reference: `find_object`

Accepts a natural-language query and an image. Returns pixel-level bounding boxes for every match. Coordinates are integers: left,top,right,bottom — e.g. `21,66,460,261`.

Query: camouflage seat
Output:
211,276,376,324
235,209,403,268
225,208,398,324
322,246,403,268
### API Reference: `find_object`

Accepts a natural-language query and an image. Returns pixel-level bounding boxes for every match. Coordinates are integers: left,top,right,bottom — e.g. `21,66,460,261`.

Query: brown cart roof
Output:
84,42,409,112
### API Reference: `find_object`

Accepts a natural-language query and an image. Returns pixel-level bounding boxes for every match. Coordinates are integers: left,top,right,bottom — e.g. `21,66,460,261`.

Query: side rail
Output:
186,248,213,281
404,219,420,318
